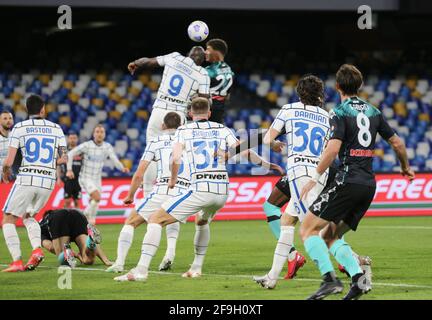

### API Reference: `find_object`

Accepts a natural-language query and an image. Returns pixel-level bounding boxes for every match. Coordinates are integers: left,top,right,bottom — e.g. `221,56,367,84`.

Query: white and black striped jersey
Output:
174,120,238,195
67,140,124,181
8,118,66,190
271,102,330,184
141,133,191,195
154,52,210,112
0,132,8,179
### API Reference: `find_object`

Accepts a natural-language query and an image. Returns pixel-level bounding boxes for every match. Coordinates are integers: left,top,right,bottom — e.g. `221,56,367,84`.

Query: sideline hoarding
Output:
0,174,431,225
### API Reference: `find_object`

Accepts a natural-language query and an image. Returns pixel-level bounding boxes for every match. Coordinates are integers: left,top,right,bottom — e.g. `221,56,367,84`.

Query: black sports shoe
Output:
343,282,369,300
307,278,344,300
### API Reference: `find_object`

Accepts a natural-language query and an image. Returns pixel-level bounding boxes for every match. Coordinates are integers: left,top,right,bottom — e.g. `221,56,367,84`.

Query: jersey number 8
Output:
356,113,372,147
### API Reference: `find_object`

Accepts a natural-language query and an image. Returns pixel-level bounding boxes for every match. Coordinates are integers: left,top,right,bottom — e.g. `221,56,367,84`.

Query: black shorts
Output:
275,176,291,198
310,182,376,231
209,108,225,124
64,179,82,200
48,209,88,240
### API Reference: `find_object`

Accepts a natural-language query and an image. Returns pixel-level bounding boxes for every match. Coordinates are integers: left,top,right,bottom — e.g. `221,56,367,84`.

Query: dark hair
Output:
206,38,228,56
191,97,210,114
336,64,363,96
296,74,325,107
25,94,45,115
68,132,78,136
163,112,181,129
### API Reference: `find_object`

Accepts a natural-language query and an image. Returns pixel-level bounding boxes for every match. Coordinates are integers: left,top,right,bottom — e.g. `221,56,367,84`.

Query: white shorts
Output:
161,190,228,223
285,177,325,223
2,184,53,217
147,108,186,141
79,177,102,195
135,192,173,222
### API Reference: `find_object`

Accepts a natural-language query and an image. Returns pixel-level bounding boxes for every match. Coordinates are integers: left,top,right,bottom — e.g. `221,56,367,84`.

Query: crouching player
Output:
106,112,188,273
114,97,283,282
40,208,112,267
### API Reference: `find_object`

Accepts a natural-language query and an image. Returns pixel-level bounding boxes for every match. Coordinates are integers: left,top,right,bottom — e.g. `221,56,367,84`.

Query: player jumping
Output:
299,64,415,300
106,112,189,273
127,46,210,197
114,97,283,282
205,39,234,123
66,125,130,225
2,94,67,272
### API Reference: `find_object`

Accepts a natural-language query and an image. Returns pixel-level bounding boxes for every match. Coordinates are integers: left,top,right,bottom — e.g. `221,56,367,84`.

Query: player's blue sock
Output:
304,235,334,276
329,239,362,277
86,236,96,250
263,201,281,239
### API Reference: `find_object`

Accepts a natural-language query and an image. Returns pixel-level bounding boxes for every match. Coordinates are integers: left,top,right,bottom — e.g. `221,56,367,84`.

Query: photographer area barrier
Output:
0,174,431,225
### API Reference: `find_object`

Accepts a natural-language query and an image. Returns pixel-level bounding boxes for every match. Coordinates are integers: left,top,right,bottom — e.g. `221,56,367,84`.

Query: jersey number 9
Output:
168,74,184,97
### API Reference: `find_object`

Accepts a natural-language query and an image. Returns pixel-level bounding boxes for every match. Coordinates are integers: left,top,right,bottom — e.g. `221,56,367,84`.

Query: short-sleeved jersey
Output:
0,133,8,178
9,118,66,190
174,120,238,195
154,52,210,113
271,102,330,184
67,141,124,181
141,133,191,195
329,97,395,187
206,61,234,107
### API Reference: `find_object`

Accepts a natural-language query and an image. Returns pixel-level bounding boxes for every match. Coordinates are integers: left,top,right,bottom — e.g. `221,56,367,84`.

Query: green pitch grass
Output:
1,217,432,300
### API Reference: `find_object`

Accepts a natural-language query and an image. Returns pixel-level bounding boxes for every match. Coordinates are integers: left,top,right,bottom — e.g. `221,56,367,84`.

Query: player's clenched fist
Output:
123,195,134,205
128,62,138,75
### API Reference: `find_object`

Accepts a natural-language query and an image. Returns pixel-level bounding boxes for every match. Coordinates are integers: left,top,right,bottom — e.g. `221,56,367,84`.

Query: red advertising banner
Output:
1,174,431,225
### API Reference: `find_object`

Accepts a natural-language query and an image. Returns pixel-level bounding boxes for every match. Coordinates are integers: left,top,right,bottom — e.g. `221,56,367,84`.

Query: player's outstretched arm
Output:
387,135,415,181
108,145,130,174
66,144,85,179
2,146,17,183
128,57,159,75
123,160,150,205
239,149,285,175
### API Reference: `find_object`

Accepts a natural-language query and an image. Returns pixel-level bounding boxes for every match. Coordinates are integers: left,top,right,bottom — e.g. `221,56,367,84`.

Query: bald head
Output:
188,46,206,66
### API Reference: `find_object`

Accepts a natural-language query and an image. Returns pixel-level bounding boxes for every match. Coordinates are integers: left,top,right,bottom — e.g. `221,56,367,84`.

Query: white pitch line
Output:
2,263,432,290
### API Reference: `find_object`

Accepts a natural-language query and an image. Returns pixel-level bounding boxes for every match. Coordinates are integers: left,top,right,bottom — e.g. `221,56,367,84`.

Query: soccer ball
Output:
187,20,209,42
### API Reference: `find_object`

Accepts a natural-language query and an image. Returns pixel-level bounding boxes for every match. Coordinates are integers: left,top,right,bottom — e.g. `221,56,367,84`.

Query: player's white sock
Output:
137,223,162,273
164,222,180,261
115,224,134,266
191,224,210,271
85,200,99,223
22,218,41,249
268,226,295,279
3,223,22,261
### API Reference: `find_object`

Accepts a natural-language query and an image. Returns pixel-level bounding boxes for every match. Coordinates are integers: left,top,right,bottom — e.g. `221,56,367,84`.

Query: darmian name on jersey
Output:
196,173,228,180
25,127,53,134
192,130,220,138
294,110,328,124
